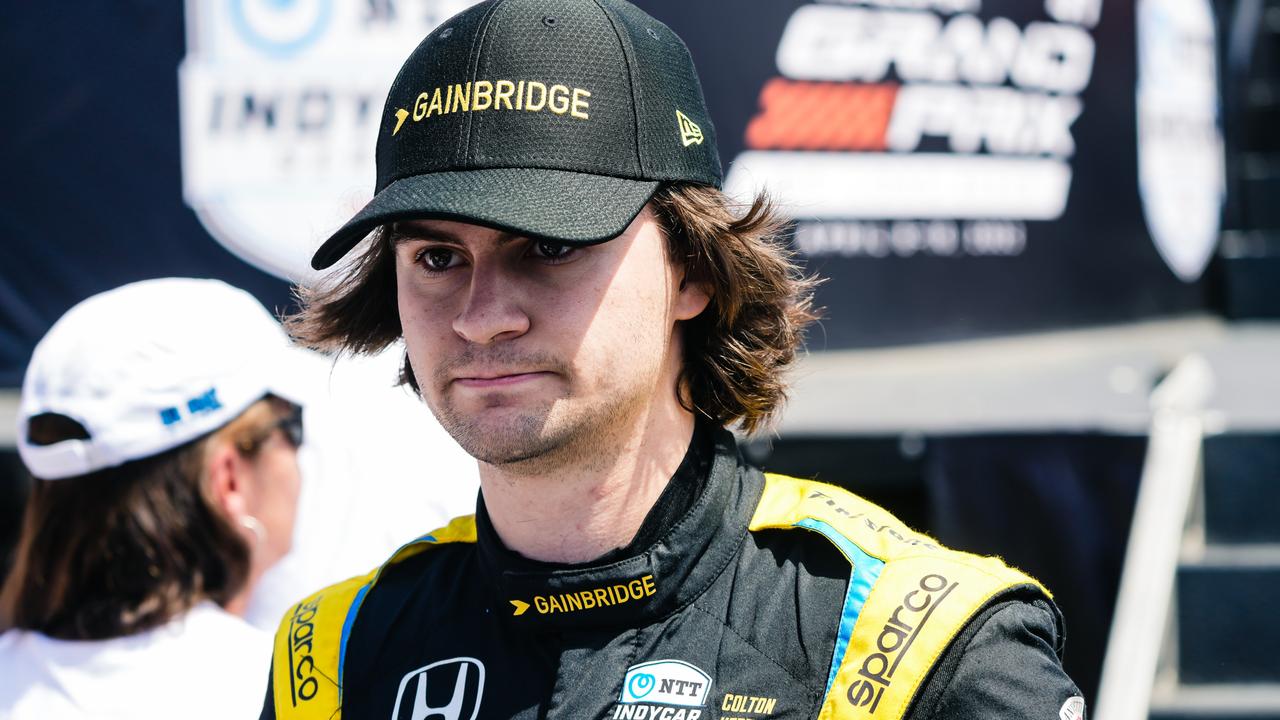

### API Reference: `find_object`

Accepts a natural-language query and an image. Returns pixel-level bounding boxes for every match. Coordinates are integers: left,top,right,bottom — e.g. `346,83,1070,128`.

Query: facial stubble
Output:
423,348,651,474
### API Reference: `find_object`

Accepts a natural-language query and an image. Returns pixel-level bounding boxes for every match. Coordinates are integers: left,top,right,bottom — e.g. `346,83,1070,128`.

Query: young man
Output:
265,1,1085,719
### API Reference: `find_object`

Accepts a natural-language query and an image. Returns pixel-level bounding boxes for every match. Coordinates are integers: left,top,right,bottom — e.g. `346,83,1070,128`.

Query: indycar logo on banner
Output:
179,0,477,280
724,0,1102,262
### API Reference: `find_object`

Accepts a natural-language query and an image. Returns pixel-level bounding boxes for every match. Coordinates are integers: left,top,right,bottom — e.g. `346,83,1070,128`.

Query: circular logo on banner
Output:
1136,0,1225,282
228,0,334,57
179,0,477,281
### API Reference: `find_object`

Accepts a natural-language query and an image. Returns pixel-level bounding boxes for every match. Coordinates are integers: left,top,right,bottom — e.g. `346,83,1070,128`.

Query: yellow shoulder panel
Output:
421,513,480,546
271,570,374,720
750,474,943,560
271,514,478,720
750,475,1048,720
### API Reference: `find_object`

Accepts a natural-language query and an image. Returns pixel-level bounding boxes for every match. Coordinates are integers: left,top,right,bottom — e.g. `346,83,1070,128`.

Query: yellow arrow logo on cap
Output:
392,108,410,135
510,599,530,616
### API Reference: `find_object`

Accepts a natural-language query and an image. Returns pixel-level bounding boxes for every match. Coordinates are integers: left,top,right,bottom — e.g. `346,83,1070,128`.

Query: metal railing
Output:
1094,355,1215,720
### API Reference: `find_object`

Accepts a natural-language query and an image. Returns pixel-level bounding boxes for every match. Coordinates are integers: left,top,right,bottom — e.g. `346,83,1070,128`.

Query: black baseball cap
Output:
311,0,723,270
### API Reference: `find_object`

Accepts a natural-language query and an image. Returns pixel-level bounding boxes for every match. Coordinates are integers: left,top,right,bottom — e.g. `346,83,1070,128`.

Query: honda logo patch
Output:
391,657,485,720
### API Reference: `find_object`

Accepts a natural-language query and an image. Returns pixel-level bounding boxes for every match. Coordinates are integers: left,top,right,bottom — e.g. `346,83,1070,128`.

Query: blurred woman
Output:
0,278,305,719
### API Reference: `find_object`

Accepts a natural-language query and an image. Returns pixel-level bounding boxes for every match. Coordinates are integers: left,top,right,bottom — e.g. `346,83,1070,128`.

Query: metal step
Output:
1202,434,1280,543
1176,551,1280,684
1149,683,1280,720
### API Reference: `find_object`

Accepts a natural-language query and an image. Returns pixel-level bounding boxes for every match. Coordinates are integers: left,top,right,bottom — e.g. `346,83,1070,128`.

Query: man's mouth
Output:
453,371,553,389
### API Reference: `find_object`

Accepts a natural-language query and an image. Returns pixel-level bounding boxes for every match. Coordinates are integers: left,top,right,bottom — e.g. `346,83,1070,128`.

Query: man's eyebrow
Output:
389,224,463,245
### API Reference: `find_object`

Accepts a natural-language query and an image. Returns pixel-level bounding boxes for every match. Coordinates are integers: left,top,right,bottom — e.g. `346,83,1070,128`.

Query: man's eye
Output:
532,241,574,260
417,247,459,272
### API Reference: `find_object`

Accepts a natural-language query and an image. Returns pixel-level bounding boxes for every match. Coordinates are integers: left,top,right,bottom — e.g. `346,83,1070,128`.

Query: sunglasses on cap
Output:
237,401,304,454
275,403,304,449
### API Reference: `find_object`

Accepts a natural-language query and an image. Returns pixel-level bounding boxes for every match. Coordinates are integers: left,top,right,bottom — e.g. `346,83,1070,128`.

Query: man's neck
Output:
478,403,697,564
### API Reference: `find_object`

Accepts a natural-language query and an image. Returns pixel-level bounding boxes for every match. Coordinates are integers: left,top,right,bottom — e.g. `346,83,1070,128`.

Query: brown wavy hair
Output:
0,399,284,639
288,184,817,433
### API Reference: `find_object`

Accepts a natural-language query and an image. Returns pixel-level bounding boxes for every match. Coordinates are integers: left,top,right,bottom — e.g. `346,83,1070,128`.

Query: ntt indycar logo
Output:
846,574,958,714
611,660,711,720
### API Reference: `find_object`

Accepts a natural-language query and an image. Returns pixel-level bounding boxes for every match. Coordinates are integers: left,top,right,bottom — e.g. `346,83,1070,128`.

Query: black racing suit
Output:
261,424,1083,720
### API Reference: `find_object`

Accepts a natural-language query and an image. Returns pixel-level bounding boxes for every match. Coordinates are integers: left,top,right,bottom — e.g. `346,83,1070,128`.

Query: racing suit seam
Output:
665,524,748,616
688,599,820,696
657,446,738,547
1030,597,1068,658
644,466,764,625
314,665,339,697
618,630,647,693
920,599,1029,720
921,613,986,720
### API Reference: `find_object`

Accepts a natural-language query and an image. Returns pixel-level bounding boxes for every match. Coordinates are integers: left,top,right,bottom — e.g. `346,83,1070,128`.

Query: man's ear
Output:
674,275,712,321
205,439,250,521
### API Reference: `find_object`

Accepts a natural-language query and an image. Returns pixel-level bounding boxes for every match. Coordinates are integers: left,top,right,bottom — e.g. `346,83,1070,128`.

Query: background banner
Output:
1,0,1215,386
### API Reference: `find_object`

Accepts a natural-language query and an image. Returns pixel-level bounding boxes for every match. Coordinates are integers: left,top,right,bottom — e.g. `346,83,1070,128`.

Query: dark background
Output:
1,0,1212,386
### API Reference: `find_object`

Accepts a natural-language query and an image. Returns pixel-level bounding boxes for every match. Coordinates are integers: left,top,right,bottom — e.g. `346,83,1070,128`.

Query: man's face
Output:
392,206,709,468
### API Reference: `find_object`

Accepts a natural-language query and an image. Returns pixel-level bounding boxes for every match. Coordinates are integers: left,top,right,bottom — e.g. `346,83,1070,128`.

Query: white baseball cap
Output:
18,278,311,480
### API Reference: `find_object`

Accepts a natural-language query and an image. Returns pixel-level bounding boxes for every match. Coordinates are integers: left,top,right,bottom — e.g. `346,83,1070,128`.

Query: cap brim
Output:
312,168,661,270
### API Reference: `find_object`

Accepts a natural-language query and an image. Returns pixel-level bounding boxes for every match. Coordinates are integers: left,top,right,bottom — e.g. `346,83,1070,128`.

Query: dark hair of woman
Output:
0,398,287,640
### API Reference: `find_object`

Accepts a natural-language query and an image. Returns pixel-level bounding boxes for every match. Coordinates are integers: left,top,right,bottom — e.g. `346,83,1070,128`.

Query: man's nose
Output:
451,263,531,344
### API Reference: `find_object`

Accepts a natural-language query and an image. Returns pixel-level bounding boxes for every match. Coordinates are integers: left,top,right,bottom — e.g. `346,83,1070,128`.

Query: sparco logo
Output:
391,657,485,720
287,596,321,706
846,574,958,714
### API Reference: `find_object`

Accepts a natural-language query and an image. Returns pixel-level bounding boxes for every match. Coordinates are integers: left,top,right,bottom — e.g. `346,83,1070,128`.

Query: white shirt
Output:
244,345,481,630
0,602,269,720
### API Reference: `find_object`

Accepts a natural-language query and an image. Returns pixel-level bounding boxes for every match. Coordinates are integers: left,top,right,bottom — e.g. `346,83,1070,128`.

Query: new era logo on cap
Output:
676,110,703,147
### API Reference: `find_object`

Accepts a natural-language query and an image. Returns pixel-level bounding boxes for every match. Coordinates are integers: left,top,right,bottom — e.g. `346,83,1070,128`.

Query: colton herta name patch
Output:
610,660,711,720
